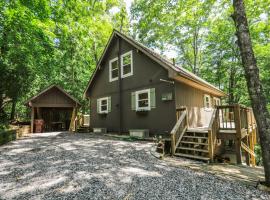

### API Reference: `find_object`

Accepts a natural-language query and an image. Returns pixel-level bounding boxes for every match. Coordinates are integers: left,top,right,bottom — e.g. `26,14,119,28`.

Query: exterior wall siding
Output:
174,82,219,128
32,87,76,107
89,37,176,135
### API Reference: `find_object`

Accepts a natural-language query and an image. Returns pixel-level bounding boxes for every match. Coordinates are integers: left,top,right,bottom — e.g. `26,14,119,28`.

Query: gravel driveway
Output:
0,132,269,200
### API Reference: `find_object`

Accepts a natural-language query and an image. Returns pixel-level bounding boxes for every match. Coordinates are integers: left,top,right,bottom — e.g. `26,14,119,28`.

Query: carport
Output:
25,85,81,133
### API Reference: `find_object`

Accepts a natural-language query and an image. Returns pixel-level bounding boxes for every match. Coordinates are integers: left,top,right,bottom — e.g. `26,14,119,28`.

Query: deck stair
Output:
174,129,210,162
171,105,257,166
171,107,218,163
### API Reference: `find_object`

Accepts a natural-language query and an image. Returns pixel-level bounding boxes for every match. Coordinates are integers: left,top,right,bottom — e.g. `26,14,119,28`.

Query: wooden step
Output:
186,128,208,133
182,135,208,140
180,141,208,145
174,153,210,161
177,146,209,153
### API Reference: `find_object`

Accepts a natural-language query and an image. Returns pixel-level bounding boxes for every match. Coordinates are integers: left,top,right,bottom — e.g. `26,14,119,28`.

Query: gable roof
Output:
25,85,81,107
84,30,226,97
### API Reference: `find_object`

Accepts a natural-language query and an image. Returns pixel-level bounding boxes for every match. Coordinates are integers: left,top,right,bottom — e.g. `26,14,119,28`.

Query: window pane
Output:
101,99,107,105
123,64,131,74
111,69,118,79
138,92,148,100
123,54,131,65
138,99,148,107
111,60,118,70
101,105,107,111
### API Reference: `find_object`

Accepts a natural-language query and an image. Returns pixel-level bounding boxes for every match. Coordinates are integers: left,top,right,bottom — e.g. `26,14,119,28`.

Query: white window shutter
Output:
108,96,111,112
150,88,156,109
97,99,100,113
131,92,136,110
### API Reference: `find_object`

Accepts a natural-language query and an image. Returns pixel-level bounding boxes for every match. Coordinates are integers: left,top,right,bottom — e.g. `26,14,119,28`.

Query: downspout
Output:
117,35,122,134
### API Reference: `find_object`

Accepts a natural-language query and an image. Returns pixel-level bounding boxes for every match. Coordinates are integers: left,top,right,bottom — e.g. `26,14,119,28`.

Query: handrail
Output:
241,141,255,157
171,110,188,155
208,108,217,131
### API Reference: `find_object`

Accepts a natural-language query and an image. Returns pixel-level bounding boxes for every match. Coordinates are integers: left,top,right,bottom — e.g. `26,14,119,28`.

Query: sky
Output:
124,0,133,12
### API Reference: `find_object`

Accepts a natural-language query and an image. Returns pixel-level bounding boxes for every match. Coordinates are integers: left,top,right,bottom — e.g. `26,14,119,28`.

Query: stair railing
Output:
171,108,188,155
208,108,219,162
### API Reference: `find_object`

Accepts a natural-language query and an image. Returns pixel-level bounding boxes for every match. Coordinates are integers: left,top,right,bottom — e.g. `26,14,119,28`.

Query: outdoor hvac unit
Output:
129,129,149,138
93,128,107,134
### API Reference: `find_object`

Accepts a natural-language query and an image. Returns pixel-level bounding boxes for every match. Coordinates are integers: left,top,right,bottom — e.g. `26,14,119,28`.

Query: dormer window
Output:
109,57,118,82
121,51,133,78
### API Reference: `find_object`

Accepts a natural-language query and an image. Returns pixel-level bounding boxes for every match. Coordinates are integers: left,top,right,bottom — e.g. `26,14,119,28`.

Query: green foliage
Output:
0,0,129,123
0,130,16,145
131,0,270,107
255,144,263,166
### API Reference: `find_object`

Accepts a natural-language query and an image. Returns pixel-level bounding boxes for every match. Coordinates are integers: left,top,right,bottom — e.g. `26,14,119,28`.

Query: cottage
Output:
84,30,258,164
84,30,225,134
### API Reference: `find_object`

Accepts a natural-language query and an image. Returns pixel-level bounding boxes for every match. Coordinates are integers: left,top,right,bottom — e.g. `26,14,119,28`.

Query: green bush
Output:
0,130,16,145
255,144,263,166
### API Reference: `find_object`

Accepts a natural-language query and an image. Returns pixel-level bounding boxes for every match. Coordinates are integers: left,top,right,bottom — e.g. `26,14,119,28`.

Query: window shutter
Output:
131,92,136,110
150,88,156,109
108,97,111,112
97,99,100,113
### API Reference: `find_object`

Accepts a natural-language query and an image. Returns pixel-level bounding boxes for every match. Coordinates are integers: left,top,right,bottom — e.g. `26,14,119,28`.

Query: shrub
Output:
255,144,263,166
0,130,16,145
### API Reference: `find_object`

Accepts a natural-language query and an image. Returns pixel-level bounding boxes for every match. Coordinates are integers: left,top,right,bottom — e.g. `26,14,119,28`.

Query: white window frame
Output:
135,89,150,111
121,51,133,78
213,97,221,106
98,97,109,113
204,94,211,109
109,57,119,82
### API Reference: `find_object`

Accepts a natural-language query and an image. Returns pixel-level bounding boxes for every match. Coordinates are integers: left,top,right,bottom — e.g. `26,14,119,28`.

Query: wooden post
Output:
234,104,242,164
171,134,175,155
245,136,250,166
208,130,213,162
31,107,35,133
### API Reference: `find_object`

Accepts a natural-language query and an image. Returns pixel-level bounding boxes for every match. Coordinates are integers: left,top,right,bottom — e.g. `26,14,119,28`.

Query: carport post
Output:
31,107,34,133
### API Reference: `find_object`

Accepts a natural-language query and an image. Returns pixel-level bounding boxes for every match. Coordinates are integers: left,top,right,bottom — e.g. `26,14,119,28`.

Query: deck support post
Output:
31,107,35,133
245,136,250,166
234,104,242,164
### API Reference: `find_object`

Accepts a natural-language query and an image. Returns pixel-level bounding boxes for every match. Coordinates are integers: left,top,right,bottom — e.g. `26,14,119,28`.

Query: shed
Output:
25,85,81,133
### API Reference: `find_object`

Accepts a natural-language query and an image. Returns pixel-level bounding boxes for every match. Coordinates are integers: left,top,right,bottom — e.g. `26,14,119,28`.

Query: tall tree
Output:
232,0,270,186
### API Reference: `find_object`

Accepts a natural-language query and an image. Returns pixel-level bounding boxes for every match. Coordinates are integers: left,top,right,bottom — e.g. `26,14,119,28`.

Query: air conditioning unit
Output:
93,128,107,134
129,129,149,138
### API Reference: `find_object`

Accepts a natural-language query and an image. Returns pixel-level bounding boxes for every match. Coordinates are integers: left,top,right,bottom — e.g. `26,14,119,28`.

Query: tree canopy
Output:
0,0,269,125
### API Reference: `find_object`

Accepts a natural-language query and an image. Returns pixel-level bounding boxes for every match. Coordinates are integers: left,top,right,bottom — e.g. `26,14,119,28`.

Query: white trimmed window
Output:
97,97,111,114
213,97,221,106
204,94,211,108
109,57,118,82
131,88,156,111
121,51,133,78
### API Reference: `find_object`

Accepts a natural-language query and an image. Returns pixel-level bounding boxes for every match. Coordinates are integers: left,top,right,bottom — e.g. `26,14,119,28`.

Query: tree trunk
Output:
9,98,17,121
232,0,270,186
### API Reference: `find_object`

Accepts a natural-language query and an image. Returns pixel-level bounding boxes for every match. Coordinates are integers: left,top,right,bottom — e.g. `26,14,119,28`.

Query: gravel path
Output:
0,132,269,200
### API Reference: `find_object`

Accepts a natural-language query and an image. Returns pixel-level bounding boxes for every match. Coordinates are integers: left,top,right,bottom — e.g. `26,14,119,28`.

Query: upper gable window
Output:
121,51,133,78
109,57,118,82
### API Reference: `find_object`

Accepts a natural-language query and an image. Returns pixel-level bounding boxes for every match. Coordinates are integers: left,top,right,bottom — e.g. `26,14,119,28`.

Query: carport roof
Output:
25,85,81,107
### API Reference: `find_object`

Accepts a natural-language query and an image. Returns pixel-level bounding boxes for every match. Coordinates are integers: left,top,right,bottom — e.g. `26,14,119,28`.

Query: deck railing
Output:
208,108,219,161
216,104,257,166
171,108,188,155
216,104,255,131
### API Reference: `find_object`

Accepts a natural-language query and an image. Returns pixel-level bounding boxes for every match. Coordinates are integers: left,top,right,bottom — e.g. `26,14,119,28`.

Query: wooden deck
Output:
171,105,257,166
